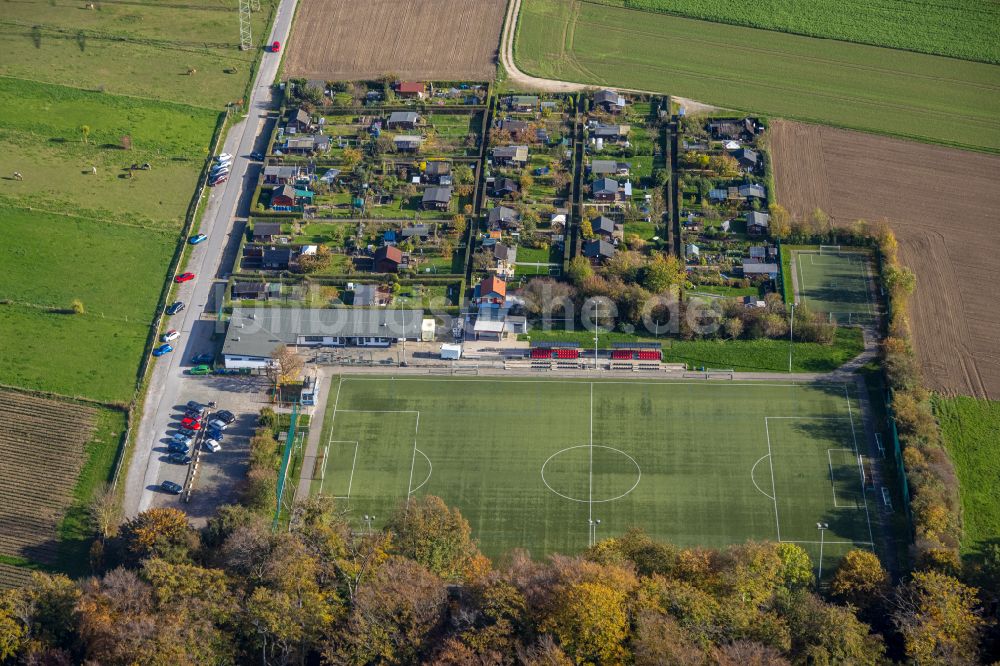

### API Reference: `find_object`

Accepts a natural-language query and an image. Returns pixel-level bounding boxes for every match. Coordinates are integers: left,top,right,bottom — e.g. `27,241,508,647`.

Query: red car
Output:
271,41,280,53
180,417,201,430
175,272,195,283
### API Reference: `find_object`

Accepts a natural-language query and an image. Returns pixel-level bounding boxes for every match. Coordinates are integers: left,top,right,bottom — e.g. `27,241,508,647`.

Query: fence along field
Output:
515,0,1000,152
0,391,97,569
769,119,1000,400
588,0,1000,64
283,0,507,81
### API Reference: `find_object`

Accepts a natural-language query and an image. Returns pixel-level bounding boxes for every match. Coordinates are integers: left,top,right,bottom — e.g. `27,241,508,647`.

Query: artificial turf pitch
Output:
794,250,876,324
309,377,876,572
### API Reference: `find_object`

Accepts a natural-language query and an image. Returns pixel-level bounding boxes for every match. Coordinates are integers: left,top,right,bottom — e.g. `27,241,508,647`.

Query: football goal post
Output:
819,245,841,255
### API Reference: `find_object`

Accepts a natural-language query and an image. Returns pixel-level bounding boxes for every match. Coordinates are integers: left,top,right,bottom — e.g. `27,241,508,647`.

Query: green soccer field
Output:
306,377,878,574
794,250,876,324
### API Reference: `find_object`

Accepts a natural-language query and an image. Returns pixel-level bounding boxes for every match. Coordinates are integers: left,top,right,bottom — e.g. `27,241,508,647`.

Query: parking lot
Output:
148,374,270,526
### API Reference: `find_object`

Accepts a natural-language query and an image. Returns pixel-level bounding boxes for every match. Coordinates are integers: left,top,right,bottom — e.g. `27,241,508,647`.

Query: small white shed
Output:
421,318,436,342
440,343,462,360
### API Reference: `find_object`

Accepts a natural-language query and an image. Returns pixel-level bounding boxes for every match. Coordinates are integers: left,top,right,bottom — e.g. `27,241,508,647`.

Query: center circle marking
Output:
540,445,641,503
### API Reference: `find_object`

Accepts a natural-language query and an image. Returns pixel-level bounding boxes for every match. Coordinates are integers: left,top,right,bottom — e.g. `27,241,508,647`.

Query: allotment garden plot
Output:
791,248,877,325
309,377,877,573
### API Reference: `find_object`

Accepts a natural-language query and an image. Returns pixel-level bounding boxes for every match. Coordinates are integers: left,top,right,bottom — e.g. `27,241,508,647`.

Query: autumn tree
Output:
269,344,304,385
769,203,792,240
892,571,984,665
387,495,486,582
89,482,121,540
580,218,595,240
117,507,197,566
540,579,631,664
642,254,685,293
342,147,363,169
831,549,889,611
565,256,593,286
778,590,885,665
335,557,448,665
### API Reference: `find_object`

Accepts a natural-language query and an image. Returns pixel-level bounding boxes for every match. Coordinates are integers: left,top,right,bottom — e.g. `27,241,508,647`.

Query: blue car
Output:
188,233,208,245
152,343,173,357
206,426,224,441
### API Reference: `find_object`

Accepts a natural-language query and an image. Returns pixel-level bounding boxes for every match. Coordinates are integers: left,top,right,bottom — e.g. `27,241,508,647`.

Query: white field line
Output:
750,454,775,500
763,417,781,541
827,447,856,508
410,449,433,494
325,440,359,499
406,411,421,498
844,385,876,546
343,377,851,389
781,540,874,546
589,382,594,523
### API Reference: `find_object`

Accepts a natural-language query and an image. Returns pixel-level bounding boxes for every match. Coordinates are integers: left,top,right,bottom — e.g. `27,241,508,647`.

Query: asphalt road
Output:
122,0,298,518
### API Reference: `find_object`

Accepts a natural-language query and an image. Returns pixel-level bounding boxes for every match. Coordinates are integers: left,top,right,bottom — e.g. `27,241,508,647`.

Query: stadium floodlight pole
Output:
816,522,829,582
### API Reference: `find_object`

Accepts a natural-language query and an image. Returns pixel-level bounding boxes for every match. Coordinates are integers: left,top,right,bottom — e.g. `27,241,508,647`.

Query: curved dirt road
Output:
499,0,718,113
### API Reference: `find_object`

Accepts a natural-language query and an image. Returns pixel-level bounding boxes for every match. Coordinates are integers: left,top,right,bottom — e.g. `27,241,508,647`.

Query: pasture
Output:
515,0,1000,151
589,0,1000,64
284,0,507,81
936,396,1000,558
770,120,1000,400
306,376,881,577
0,208,175,402
0,390,124,581
0,0,275,108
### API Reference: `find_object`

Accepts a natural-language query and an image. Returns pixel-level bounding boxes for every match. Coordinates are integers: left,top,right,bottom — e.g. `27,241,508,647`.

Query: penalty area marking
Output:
324,440,359,500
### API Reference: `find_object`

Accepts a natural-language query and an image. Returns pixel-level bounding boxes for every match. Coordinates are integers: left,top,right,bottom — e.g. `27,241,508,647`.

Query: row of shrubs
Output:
874,225,963,573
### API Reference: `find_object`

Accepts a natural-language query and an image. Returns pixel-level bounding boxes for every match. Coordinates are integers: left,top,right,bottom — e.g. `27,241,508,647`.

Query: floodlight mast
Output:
239,0,253,51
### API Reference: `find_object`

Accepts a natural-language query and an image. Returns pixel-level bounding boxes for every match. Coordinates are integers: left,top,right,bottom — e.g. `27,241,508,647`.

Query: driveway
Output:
122,0,299,518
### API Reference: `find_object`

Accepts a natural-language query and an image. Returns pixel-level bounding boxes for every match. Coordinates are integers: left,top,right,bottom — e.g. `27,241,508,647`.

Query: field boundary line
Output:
589,382,593,523
341,378,851,389
406,412,421,500
763,417,781,541
780,540,874,546
324,440,359,499
844,385,876,545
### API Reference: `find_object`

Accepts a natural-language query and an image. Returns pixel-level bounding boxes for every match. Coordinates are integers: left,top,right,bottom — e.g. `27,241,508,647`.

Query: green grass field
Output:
0,207,175,402
0,0,274,108
791,249,876,324
515,0,1000,151
589,0,1000,64
307,377,877,576
935,396,1000,558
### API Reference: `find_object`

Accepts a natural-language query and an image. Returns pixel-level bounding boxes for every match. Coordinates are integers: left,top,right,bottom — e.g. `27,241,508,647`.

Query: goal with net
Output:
819,245,841,255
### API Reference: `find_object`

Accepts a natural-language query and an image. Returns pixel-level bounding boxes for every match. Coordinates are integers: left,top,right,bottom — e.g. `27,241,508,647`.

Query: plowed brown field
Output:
284,0,507,81
0,390,96,566
771,120,1000,399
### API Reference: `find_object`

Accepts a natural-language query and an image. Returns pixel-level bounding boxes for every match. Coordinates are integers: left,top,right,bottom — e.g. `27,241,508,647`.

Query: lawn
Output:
935,396,1000,558
0,208,175,402
515,0,1000,151
307,376,881,577
589,0,999,64
0,0,274,108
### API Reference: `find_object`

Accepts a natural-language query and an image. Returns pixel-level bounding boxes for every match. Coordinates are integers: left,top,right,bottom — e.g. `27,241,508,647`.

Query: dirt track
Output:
284,0,506,81
770,120,1000,399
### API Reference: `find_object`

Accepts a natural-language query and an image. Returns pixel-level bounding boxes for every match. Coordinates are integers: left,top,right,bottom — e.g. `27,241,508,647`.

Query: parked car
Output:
186,400,204,411
175,272,195,283
152,343,173,357
161,329,180,342
206,427,224,441
171,432,193,445
179,427,199,438
160,480,183,494
165,301,185,315
203,439,221,453
271,40,280,52
188,365,212,376
168,452,193,465
180,416,201,429
189,233,208,245
215,410,237,425
215,153,233,163
168,441,191,454
250,152,264,161
191,353,214,365
209,176,228,187
208,418,228,431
